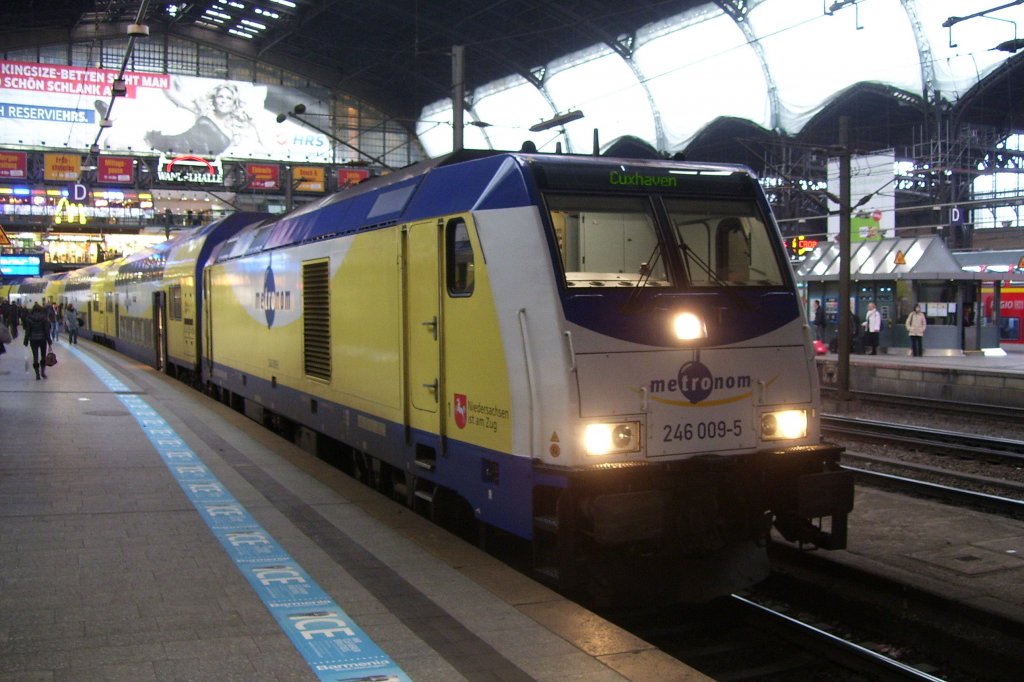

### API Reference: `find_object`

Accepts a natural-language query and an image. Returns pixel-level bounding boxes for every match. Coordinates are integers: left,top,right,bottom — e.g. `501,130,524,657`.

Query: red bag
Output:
812,339,827,355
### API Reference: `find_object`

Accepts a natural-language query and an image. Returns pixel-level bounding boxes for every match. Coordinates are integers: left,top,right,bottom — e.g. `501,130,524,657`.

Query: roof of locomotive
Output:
213,150,758,263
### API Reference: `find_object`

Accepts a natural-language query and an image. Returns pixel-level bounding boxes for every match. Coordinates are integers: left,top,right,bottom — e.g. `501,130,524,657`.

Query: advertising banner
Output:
0,60,334,163
44,152,81,181
0,150,26,179
293,166,325,192
826,151,896,242
98,156,134,184
338,168,370,187
246,163,281,190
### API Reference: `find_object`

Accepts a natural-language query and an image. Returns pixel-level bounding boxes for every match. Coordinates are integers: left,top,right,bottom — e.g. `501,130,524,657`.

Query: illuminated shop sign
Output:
156,154,224,185
789,236,819,258
54,197,86,225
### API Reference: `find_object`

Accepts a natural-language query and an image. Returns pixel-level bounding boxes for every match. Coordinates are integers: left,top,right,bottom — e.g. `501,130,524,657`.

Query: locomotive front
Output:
494,157,853,602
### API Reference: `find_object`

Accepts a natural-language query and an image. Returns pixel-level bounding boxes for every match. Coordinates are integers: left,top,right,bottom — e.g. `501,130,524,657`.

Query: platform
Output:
816,347,1024,409
4,340,1023,681
0,339,706,681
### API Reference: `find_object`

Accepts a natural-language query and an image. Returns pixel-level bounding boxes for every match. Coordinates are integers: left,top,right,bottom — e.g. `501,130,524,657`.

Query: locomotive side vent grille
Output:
302,260,331,380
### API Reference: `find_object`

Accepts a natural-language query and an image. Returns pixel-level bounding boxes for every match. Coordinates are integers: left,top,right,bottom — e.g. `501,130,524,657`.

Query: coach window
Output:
446,218,475,296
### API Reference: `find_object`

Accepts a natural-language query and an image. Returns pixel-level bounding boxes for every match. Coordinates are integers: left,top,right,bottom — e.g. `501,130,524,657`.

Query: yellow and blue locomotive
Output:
14,151,853,602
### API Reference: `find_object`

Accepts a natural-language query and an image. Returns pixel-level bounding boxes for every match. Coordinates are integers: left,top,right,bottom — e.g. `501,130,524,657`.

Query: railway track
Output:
822,415,1024,465
602,556,1017,682
820,388,1024,421
821,413,1024,513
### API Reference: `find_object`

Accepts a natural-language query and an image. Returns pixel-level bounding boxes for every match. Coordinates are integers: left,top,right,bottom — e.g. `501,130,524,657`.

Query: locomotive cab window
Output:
666,199,785,287
446,218,475,296
547,195,667,288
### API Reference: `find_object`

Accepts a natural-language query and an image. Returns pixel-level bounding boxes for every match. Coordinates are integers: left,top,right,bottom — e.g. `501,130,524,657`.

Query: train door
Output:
404,219,444,443
109,290,118,342
152,291,168,372
202,268,214,380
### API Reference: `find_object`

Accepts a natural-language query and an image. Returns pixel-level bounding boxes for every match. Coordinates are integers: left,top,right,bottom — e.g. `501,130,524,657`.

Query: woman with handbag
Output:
23,303,52,380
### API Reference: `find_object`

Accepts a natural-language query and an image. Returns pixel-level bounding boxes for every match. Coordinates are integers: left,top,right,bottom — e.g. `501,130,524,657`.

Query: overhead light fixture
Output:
529,110,584,132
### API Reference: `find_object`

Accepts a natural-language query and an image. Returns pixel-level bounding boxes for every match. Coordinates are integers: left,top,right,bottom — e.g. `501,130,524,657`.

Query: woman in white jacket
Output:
906,304,927,357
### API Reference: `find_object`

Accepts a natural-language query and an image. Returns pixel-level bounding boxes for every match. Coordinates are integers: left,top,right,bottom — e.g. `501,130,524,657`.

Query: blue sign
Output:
0,254,41,276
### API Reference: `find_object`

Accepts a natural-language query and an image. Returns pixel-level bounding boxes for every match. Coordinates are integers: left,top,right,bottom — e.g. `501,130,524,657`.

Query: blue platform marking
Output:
70,347,410,682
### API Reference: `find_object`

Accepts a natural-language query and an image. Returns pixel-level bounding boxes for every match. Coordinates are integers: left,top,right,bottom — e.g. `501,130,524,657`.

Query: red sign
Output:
0,151,26,179
98,156,133,184
246,163,281,190
454,393,467,429
338,168,370,188
789,235,819,257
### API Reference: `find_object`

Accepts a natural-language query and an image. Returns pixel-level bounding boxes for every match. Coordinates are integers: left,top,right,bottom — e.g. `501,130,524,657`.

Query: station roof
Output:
796,235,1003,281
2,1,1022,159
954,248,1024,275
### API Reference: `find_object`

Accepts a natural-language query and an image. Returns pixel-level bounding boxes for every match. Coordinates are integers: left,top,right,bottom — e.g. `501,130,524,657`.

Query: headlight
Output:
584,422,641,456
672,312,707,341
761,409,808,440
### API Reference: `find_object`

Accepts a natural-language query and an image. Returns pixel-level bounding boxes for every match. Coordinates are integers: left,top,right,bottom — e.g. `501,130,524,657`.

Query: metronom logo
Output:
649,360,752,404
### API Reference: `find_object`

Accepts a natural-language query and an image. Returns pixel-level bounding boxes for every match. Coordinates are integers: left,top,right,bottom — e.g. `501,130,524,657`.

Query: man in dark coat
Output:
23,303,52,380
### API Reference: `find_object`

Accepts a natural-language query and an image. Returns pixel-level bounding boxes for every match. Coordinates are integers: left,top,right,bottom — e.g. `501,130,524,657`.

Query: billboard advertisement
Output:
826,151,896,242
0,60,335,163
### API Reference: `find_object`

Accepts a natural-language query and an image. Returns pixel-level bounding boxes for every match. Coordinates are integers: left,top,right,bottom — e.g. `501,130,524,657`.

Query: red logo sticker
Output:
454,393,467,429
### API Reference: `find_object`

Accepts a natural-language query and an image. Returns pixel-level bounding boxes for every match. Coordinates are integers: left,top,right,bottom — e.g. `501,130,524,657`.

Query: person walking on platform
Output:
2,299,16,340
863,302,882,355
906,303,927,357
47,301,60,343
812,300,826,341
0,306,8,357
64,304,80,345
23,303,52,380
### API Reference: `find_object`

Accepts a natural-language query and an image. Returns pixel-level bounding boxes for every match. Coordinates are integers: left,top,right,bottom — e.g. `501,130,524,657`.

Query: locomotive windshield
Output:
548,195,669,288
546,193,785,289
666,198,786,287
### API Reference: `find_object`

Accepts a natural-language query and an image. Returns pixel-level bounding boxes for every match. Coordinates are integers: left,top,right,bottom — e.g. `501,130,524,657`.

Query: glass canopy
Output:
416,0,1023,157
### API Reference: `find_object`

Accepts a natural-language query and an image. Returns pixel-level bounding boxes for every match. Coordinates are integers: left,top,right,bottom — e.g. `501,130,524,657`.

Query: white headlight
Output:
761,409,808,440
672,312,707,340
584,422,640,456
